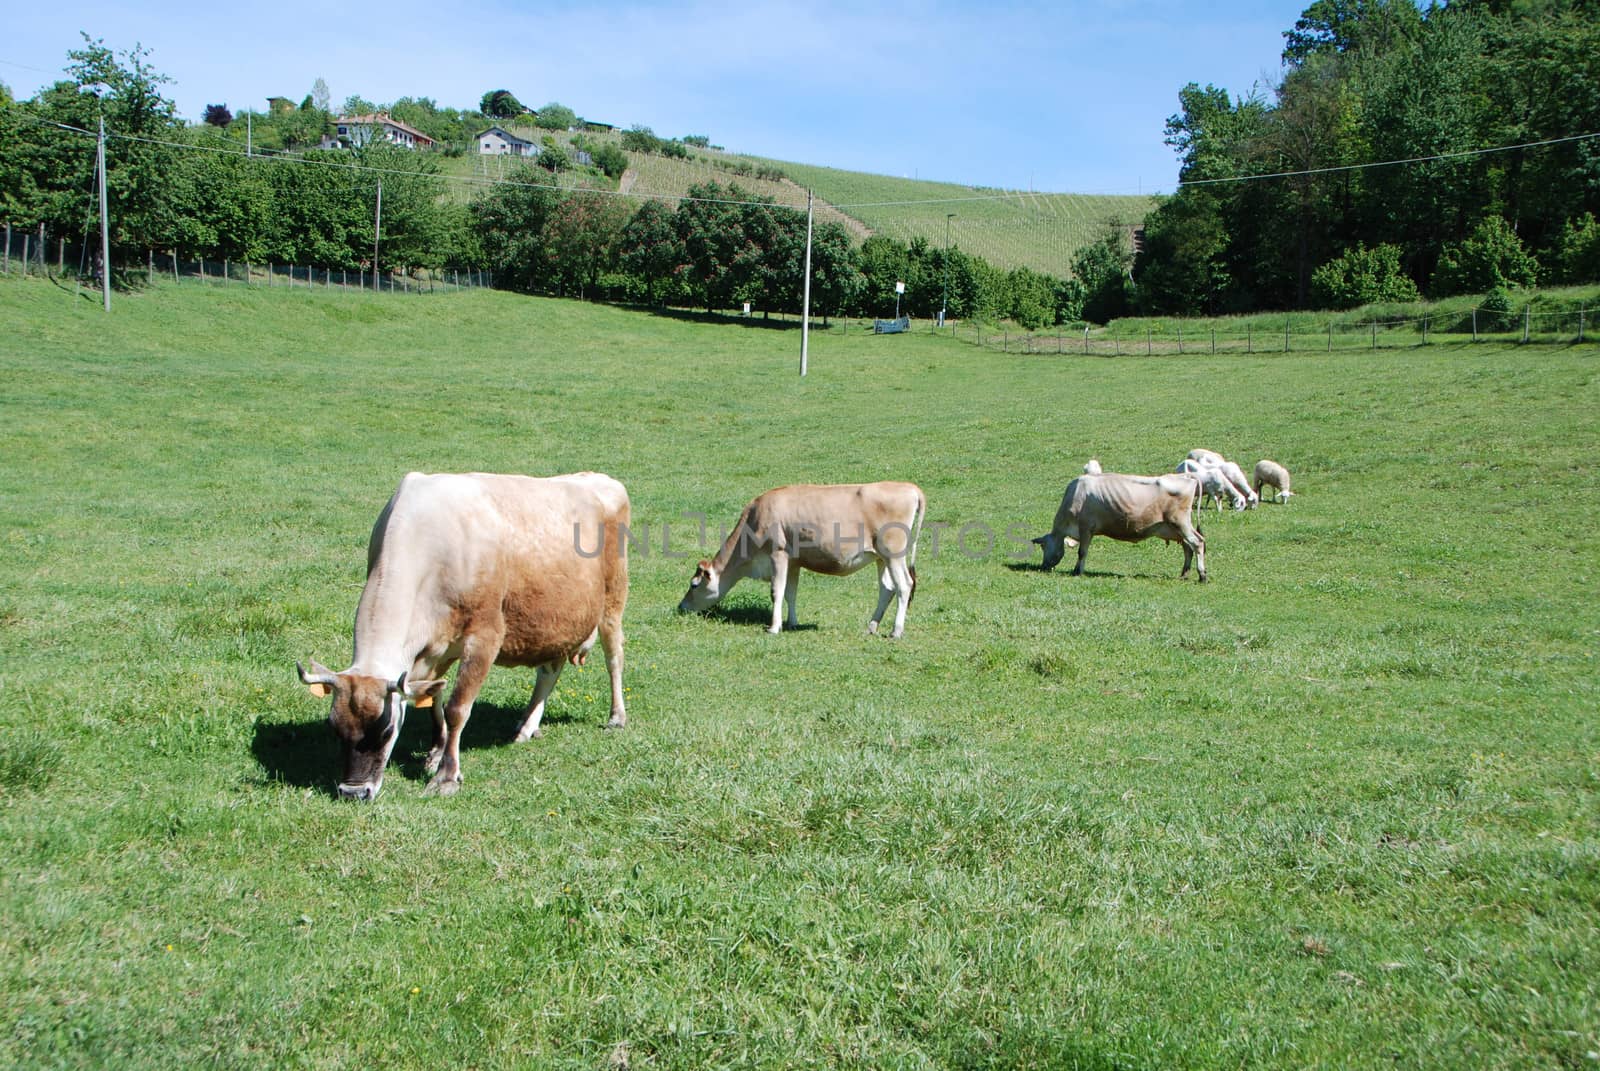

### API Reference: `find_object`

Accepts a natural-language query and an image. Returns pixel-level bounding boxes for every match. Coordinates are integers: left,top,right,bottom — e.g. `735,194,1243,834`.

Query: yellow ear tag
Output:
414,695,434,709
308,682,331,698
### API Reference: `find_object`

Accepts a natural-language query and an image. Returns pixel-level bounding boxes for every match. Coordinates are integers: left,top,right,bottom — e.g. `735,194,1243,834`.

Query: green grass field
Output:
1,276,1596,1069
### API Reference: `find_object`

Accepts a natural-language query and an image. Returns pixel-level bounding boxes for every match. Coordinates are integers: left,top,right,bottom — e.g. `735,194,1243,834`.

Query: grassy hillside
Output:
425,128,1152,273
1,276,1595,1069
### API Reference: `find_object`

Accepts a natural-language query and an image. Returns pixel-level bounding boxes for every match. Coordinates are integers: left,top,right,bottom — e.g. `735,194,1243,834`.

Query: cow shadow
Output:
1002,561,1154,579
249,699,579,794
700,601,819,631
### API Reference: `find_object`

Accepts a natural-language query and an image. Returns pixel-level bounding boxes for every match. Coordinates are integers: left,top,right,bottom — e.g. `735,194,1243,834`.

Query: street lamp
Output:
942,213,956,327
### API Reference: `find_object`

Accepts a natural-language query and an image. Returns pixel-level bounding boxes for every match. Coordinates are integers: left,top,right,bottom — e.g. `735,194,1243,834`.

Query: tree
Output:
536,135,569,172
480,89,523,118
541,194,632,298
202,103,232,127
1309,243,1419,307
1431,216,1540,294
618,199,688,305
1552,213,1600,283
470,167,562,292
534,102,577,131
1073,227,1134,323
591,143,627,179
311,77,331,113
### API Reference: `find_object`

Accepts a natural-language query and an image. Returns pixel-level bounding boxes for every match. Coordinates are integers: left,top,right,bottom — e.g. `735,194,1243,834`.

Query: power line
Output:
1175,131,1600,188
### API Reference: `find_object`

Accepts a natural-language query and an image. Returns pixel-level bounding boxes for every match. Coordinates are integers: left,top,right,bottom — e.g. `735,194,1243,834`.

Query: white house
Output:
477,126,538,156
332,113,435,150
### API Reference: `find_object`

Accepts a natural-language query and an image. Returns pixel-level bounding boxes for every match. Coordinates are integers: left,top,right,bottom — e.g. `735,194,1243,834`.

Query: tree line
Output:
0,38,1115,325
1131,0,1600,316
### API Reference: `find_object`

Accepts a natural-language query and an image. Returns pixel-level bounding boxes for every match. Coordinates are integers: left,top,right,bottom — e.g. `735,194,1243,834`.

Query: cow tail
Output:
906,489,926,607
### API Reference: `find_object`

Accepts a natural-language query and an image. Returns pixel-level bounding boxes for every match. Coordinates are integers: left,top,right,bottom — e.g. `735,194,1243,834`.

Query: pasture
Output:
0,277,1596,1069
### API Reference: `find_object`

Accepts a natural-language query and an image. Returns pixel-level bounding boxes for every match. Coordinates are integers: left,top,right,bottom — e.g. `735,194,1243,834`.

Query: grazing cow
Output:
1176,457,1247,512
1083,458,1103,475
677,482,926,637
1254,459,1295,502
1033,472,1206,581
297,471,629,800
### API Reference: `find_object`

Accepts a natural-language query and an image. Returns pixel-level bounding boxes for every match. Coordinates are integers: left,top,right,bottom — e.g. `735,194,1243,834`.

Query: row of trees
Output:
1134,0,1600,315
0,38,1113,326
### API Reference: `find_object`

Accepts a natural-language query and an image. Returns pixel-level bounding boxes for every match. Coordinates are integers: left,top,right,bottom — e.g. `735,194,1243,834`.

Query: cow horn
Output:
387,671,408,696
297,660,338,687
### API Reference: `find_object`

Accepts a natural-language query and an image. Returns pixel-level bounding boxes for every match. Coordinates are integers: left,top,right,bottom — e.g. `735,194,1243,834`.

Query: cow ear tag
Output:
307,682,331,698
414,695,434,709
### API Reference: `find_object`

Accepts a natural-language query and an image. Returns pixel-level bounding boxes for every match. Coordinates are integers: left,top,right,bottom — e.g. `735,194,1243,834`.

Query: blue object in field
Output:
874,316,910,334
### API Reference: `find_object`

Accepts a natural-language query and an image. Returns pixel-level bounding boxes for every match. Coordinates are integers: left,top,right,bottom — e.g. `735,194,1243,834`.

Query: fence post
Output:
1146,325,1152,356
1581,309,1586,343
20,234,28,276
59,238,65,277
1327,322,1332,352
171,251,178,284
1115,325,1120,356
1177,323,1183,355
1472,308,1477,342
200,256,206,282
1247,323,1252,354
148,250,154,286
1371,321,1376,349
1285,320,1290,353
1422,315,1428,345
1523,305,1530,343
1211,328,1216,355
3,222,9,273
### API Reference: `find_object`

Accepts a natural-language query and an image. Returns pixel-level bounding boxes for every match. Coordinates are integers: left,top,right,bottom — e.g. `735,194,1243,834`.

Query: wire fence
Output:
921,305,1596,353
0,223,492,294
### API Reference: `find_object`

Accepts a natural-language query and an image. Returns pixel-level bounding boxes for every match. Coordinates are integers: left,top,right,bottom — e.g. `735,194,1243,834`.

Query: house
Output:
331,113,435,150
477,125,538,156
266,96,296,115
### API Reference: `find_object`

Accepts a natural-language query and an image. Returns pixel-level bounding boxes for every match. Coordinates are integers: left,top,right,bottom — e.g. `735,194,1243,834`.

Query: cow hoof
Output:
605,714,627,730
513,729,541,743
866,622,879,635
423,774,462,797
765,626,782,636
422,749,444,775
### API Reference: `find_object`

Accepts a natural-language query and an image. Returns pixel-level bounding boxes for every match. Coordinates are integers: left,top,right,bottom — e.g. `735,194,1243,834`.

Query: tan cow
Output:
677,482,926,637
1033,471,1207,580
297,471,629,800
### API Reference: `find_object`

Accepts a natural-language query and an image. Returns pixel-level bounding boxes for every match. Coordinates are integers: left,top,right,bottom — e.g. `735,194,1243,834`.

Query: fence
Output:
925,305,1595,354
1,223,492,295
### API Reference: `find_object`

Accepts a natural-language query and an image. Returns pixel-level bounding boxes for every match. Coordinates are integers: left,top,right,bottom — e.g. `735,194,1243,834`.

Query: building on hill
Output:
266,96,295,115
477,125,539,156
327,113,435,150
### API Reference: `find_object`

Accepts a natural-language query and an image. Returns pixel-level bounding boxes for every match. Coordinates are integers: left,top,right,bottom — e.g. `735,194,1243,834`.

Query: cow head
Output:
1032,533,1066,571
297,660,445,800
677,559,723,613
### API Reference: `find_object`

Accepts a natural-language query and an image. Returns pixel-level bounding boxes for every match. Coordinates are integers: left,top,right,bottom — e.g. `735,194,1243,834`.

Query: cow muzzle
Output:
337,780,380,801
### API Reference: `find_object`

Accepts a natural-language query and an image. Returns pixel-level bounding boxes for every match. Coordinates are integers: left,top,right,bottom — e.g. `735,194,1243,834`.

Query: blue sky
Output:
2,1,1309,194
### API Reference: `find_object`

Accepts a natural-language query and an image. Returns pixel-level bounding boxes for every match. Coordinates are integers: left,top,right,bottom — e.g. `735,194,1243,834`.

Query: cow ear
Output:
696,559,711,572
298,660,337,698
404,677,448,708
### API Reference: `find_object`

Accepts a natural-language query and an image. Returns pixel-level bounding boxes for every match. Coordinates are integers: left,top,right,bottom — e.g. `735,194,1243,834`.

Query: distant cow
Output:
677,482,926,637
297,471,629,800
1034,472,1206,581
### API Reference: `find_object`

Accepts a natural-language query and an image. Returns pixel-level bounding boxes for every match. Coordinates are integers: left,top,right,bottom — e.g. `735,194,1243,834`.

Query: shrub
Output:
1310,243,1419,309
1553,213,1600,284
591,143,627,179
1432,216,1539,296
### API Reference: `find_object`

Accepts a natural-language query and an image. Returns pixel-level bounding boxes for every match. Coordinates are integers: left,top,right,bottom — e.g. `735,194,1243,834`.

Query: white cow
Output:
297,471,629,799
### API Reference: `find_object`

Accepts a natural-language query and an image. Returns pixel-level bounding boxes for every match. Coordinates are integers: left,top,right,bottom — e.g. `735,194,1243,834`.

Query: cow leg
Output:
887,556,915,639
867,559,895,634
514,661,565,742
423,701,448,776
768,550,790,635
783,559,801,630
1179,525,1207,582
1072,533,1092,576
426,628,500,796
599,614,626,728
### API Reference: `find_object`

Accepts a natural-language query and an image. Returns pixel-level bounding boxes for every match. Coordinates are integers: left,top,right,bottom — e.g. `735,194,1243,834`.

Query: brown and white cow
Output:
677,482,926,637
1033,471,1207,580
297,471,629,800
